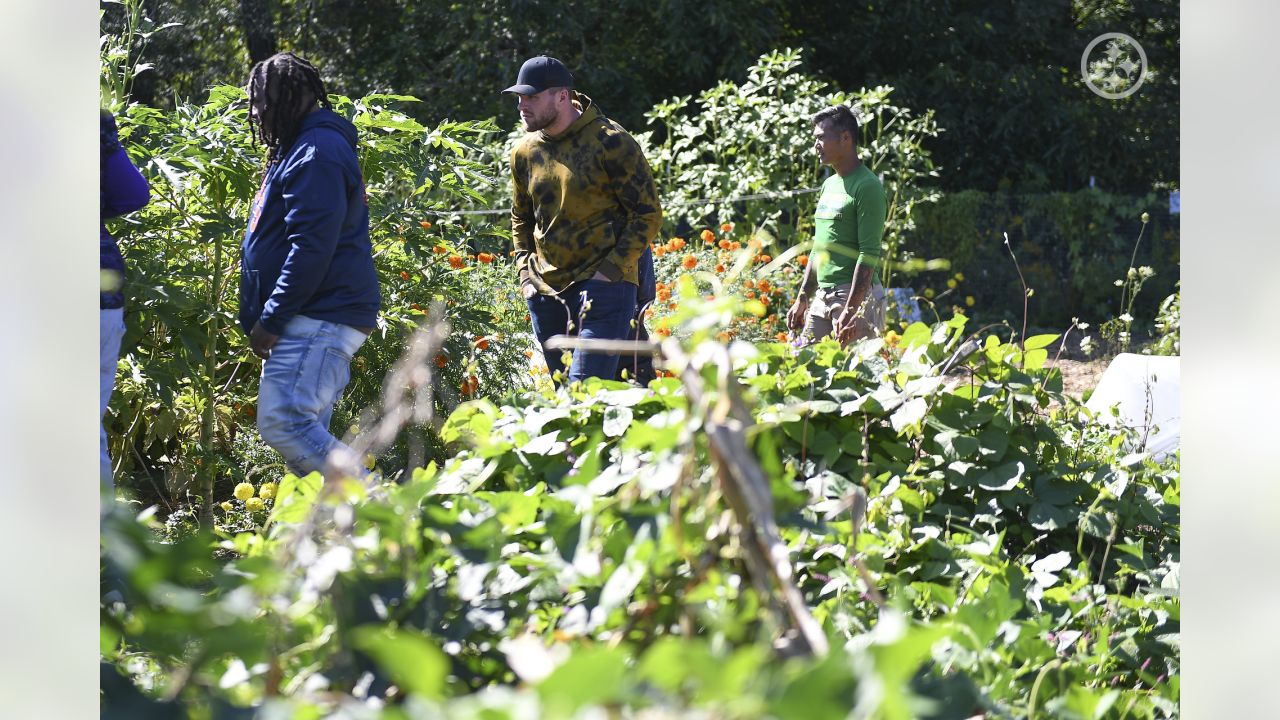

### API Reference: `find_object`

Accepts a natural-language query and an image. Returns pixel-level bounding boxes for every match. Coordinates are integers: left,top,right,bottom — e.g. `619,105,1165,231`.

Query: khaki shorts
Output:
802,282,885,345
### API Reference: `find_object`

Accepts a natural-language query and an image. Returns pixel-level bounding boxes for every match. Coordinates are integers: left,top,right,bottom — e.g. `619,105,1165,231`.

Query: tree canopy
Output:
103,0,1178,193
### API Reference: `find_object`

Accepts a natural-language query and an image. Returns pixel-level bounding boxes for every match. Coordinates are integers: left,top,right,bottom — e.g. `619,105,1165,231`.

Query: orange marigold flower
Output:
700,229,716,243
448,255,465,269
714,263,726,273
748,238,762,251
399,271,411,281
655,327,672,338
460,375,480,396
669,237,686,251
776,332,788,342
758,254,772,264
765,314,776,324
721,223,733,233
477,252,495,264
681,254,698,270
797,254,809,267
758,279,771,293
717,331,732,343
655,246,666,257
473,335,490,351
420,220,433,229
718,239,732,250
730,241,742,251
523,349,535,359
435,353,447,368
668,302,679,312
742,279,755,290
745,291,756,299
433,244,448,255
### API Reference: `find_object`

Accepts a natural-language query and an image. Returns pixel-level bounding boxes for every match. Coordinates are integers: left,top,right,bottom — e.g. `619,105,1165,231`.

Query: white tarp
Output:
1085,353,1180,461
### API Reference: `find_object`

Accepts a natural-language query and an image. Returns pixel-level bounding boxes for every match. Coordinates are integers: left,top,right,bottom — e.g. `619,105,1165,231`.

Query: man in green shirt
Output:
786,105,888,346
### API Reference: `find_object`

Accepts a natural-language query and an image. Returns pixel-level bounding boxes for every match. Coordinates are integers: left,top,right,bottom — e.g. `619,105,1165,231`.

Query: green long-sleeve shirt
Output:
510,93,663,294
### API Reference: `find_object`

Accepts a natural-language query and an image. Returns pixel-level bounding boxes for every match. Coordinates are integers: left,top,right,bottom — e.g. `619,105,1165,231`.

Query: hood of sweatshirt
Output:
539,92,600,143
295,107,359,151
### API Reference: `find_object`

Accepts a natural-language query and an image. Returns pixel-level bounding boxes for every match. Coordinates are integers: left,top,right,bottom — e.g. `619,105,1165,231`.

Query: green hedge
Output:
905,189,1179,330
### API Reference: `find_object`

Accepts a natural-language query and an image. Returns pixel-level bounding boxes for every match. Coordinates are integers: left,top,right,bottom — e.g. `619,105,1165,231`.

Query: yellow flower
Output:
954,272,965,282
965,295,975,307
220,501,234,512
365,454,377,470
946,278,958,289
246,497,265,513
885,330,901,347
924,288,935,299
258,482,277,500
233,482,254,501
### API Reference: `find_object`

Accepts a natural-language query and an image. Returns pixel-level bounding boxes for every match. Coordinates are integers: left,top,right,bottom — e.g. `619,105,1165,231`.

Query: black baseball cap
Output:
502,55,574,95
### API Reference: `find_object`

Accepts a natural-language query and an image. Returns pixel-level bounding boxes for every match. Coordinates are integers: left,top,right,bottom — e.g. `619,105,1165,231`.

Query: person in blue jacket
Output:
101,109,151,492
241,52,380,477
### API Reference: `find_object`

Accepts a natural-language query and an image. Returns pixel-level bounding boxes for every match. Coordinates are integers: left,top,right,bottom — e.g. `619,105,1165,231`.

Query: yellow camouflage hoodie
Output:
510,93,663,294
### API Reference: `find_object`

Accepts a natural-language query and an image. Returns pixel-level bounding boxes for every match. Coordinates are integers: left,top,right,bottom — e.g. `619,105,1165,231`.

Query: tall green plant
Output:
104,78,527,509
639,49,941,288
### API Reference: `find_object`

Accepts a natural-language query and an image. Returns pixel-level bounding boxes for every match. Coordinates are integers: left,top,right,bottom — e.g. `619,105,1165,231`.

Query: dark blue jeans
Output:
529,279,638,384
615,247,657,383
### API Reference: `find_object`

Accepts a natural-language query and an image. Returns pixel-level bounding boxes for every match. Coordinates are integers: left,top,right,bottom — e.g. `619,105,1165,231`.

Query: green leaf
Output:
1028,502,1071,531
890,397,928,435
1079,510,1114,539
536,646,628,715
900,321,932,348
267,472,322,526
521,430,567,456
1023,334,1059,351
976,461,1025,491
440,400,497,445
934,430,979,460
976,427,1009,460
349,626,448,699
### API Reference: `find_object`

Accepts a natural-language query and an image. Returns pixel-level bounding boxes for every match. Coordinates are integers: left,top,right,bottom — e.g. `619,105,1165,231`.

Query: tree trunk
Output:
239,0,278,64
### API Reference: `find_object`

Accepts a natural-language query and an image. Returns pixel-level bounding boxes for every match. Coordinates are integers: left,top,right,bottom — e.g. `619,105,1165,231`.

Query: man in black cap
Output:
503,55,662,385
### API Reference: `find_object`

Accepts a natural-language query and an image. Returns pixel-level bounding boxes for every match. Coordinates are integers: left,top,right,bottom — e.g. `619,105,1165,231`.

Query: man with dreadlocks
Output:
240,52,380,477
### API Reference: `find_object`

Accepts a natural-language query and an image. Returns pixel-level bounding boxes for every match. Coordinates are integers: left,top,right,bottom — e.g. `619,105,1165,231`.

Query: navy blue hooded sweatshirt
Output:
240,108,380,336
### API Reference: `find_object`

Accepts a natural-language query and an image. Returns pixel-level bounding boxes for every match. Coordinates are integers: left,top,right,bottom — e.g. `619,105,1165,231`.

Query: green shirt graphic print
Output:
812,164,887,289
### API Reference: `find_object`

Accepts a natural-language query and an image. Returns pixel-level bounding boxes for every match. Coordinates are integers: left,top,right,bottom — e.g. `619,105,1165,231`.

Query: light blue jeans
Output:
101,308,126,491
257,315,368,476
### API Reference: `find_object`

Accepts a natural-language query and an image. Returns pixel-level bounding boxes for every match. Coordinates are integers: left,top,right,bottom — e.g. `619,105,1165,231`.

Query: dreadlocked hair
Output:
247,52,332,163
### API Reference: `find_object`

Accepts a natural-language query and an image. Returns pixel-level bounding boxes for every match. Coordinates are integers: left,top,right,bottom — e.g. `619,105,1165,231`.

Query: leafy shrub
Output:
103,302,1179,718
908,189,1180,329
640,48,942,290
106,87,529,509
